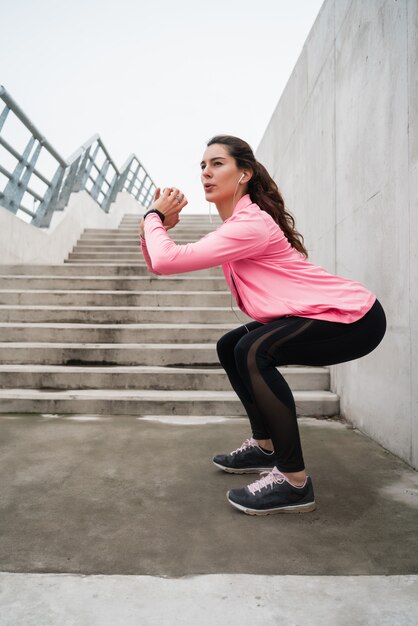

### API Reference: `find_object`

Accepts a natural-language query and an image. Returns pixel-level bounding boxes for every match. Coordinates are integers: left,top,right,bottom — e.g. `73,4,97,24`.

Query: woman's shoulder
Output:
226,203,270,233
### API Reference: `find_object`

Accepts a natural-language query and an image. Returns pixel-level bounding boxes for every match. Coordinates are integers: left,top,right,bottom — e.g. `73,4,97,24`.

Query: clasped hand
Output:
139,187,188,238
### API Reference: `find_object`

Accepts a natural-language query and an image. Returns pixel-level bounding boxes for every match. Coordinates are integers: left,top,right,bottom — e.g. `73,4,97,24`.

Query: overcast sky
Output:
0,0,324,214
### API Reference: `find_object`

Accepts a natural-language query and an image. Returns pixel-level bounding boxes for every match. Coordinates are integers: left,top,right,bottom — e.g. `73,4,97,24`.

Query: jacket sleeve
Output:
143,212,270,275
140,235,162,275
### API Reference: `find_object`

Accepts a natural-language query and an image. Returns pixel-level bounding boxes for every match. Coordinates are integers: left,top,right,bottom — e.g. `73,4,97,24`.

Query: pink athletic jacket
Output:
141,193,376,324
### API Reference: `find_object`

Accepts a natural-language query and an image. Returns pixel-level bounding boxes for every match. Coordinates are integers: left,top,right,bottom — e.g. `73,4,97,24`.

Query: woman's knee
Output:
216,329,241,362
217,323,257,358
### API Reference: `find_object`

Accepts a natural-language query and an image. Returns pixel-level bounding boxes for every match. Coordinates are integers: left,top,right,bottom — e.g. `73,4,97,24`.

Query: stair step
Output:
0,365,330,391
0,322,237,343
0,276,227,290
61,259,159,264
79,232,214,240
0,290,232,306
116,230,212,235
0,265,222,276
0,342,219,365
72,242,201,251
76,239,204,245
84,228,220,235
0,388,339,417
0,305,249,323
67,252,144,260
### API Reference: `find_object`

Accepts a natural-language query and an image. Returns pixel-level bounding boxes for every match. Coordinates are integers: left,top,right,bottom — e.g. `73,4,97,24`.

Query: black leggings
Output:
216,298,387,473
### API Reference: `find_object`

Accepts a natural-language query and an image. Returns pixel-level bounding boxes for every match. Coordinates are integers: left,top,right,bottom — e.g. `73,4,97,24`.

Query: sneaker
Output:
226,466,316,515
212,437,276,474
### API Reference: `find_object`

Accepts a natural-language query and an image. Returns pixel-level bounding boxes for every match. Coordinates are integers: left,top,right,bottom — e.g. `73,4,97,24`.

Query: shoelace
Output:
247,467,286,495
230,437,258,455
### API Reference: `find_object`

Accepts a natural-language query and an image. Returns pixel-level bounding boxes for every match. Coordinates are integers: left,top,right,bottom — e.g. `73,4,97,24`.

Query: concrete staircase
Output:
0,213,339,417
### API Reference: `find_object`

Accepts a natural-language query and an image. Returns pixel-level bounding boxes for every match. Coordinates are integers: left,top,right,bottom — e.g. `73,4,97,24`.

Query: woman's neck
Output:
216,190,248,221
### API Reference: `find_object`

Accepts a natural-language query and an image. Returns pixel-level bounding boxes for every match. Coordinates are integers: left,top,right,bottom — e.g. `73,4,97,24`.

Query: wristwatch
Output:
143,208,165,223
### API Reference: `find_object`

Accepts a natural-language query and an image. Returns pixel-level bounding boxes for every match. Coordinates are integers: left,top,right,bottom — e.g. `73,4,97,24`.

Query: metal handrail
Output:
0,85,156,227
0,86,66,166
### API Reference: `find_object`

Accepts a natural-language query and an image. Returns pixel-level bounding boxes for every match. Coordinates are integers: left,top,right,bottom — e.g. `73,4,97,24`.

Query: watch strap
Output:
143,208,165,223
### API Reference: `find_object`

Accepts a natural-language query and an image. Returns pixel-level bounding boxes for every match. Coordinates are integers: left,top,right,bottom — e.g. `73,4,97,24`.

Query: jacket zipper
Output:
229,270,250,332
229,270,242,305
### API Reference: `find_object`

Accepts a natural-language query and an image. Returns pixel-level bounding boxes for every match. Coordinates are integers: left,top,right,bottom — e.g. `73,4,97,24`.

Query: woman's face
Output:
200,143,245,205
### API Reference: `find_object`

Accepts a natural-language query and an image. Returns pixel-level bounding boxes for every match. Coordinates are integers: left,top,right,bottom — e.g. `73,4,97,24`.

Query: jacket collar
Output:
226,193,252,220
232,193,252,215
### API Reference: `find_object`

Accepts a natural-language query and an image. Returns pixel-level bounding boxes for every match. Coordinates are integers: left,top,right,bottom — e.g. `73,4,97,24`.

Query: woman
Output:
139,135,386,516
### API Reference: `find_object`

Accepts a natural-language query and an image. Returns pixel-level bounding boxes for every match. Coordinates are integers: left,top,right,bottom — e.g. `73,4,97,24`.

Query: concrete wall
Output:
256,0,418,468
0,192,144,264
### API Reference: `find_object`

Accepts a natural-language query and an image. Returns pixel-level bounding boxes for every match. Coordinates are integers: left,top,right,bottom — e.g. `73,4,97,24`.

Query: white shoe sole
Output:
226,492,316,515
213,461,276,474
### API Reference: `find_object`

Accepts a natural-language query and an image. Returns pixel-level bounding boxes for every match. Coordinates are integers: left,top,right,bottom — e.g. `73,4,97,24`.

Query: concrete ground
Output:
0,414,418,624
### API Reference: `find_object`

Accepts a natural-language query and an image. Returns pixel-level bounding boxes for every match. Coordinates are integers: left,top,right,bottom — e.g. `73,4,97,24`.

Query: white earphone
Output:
208,174,246,224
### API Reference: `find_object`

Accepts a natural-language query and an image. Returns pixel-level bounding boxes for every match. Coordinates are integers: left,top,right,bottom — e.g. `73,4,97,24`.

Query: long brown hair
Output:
207,135,308,258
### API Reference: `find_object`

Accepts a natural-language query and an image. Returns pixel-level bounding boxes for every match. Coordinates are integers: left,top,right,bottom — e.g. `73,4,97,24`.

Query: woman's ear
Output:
241,169,253,184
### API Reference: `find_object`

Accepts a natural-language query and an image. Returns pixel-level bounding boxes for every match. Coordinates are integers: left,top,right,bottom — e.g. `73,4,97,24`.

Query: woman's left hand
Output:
153,187,188,222
139,187,187,239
